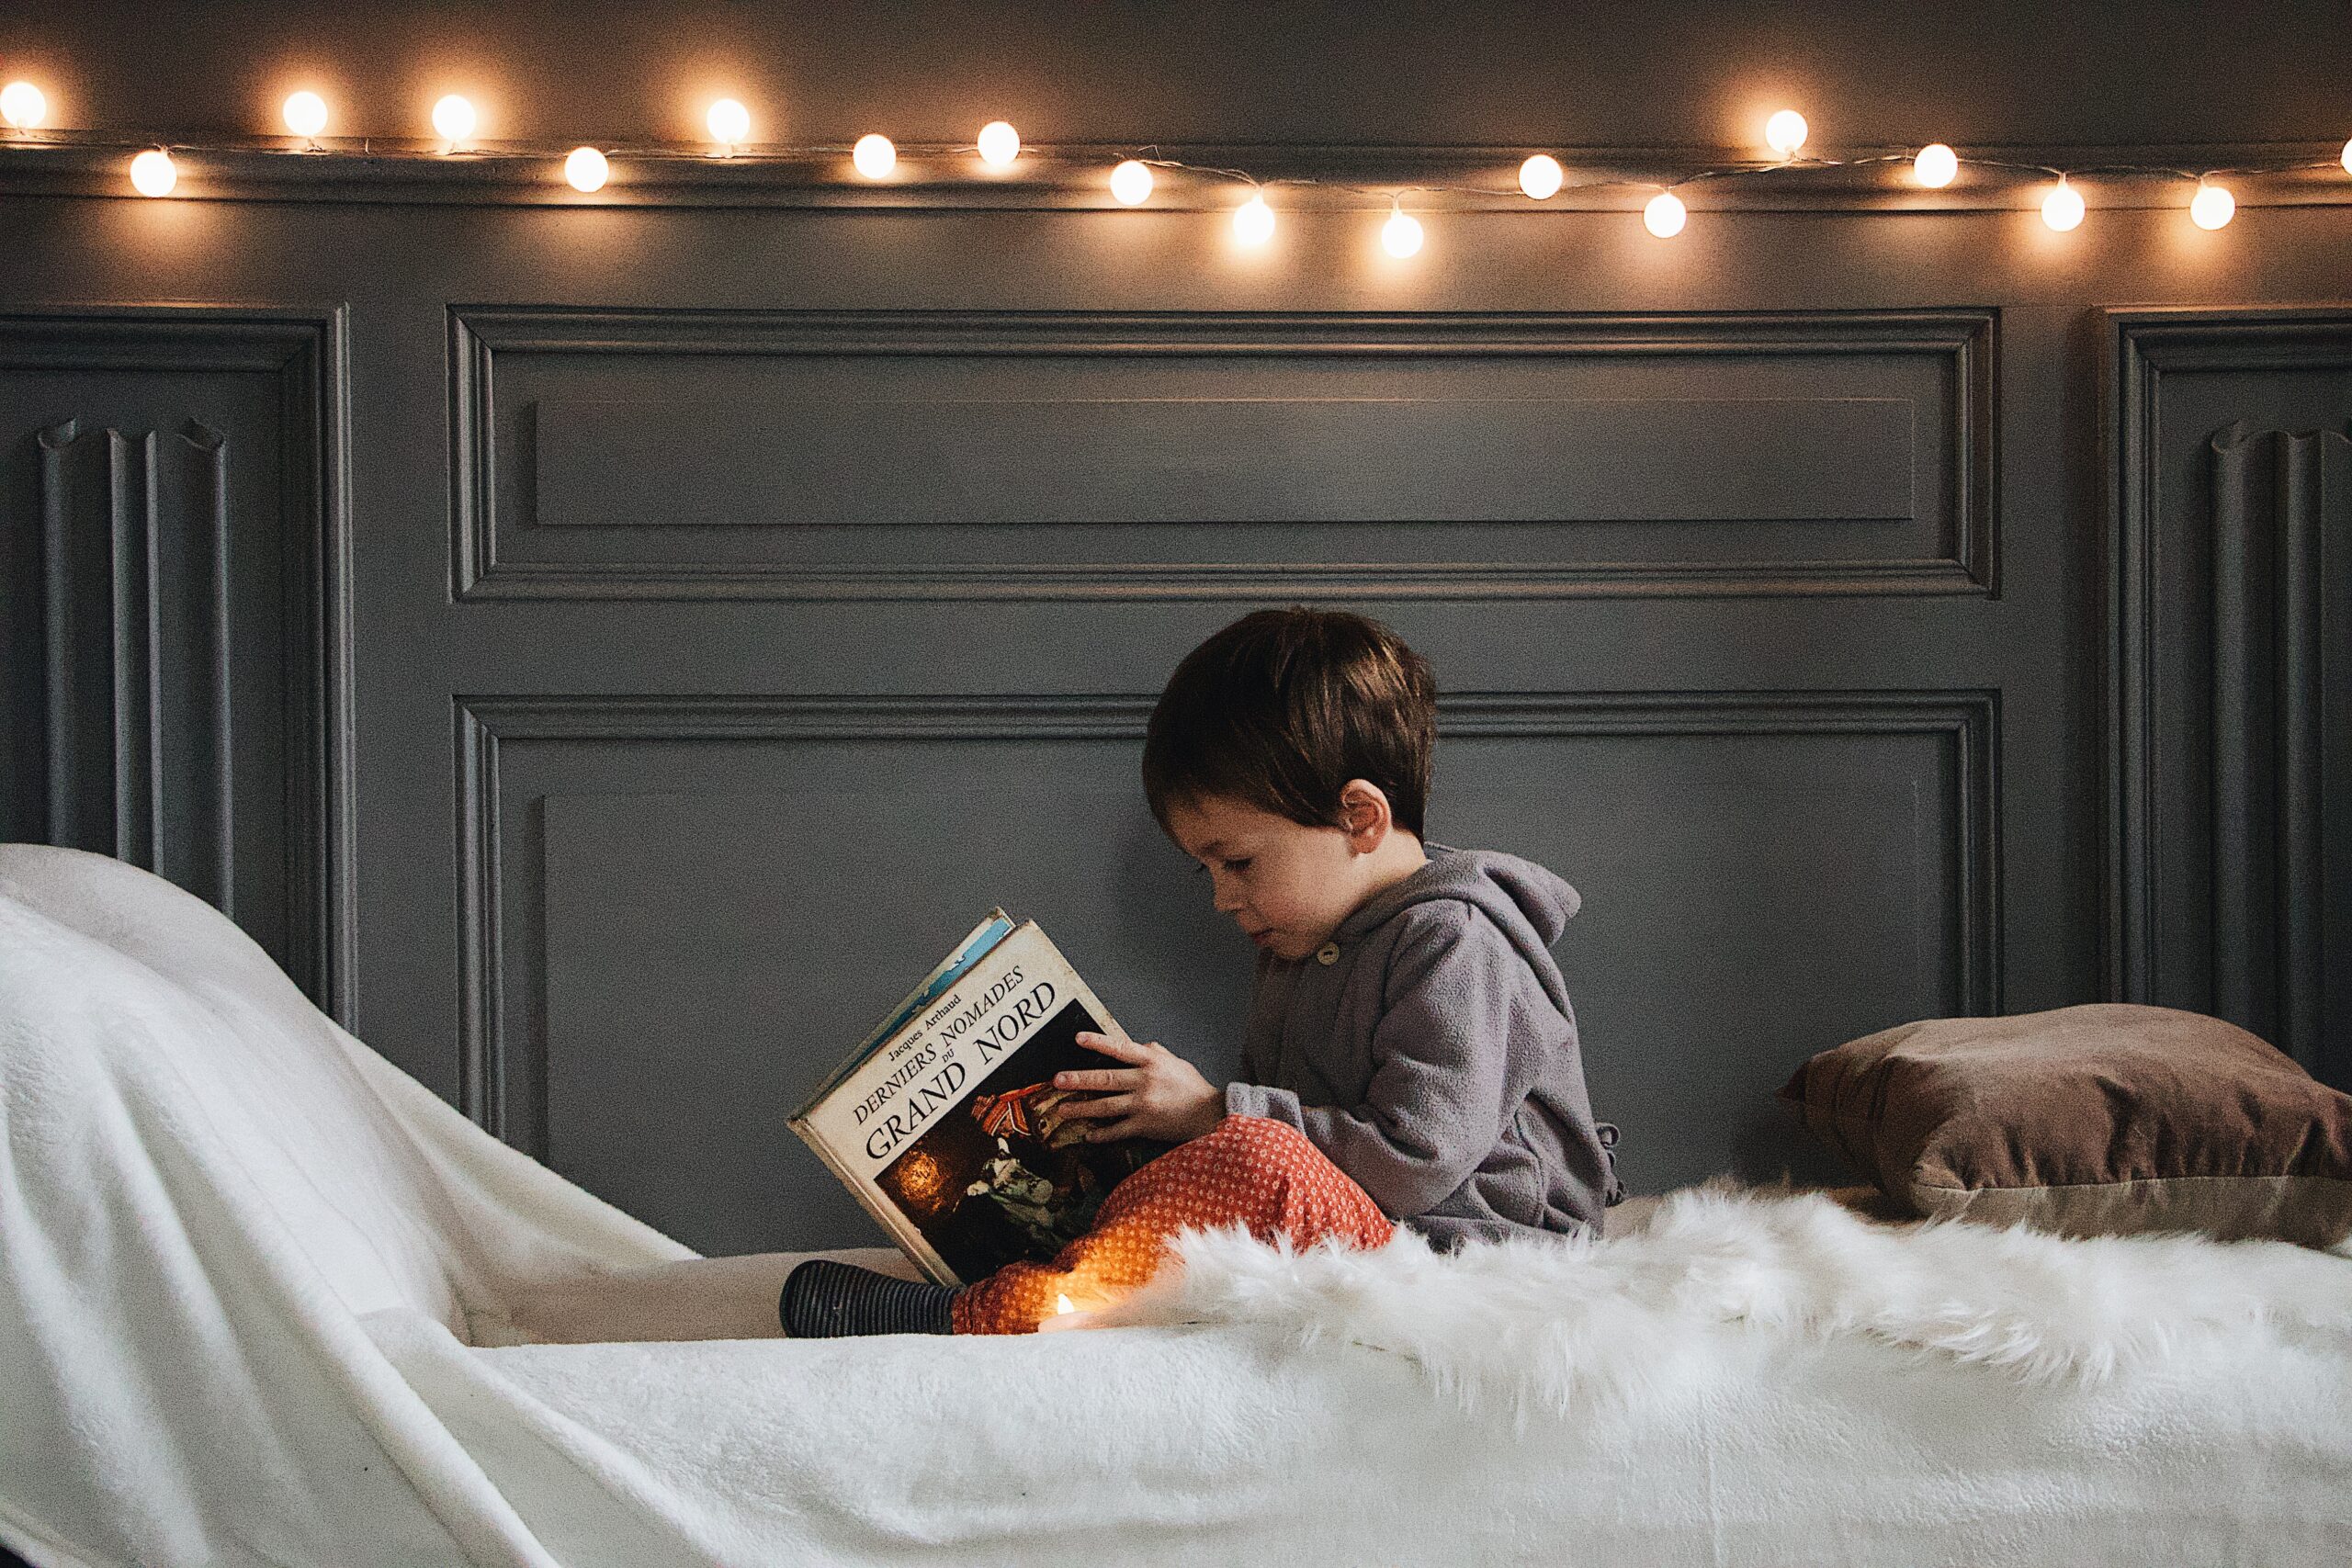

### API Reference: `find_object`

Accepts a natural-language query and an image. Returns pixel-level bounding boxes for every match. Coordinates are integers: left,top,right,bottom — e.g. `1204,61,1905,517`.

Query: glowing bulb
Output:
707,98,750,146
2343,138,2352,175
129,149,176,197
1913,142,1958,188
1109,158,1154,205
852,133,896,178
1643,189,1686,238
431,95,477,144
282,90,328,139
1232,190,1275,245
1055,1293,1074,1314
1765,109,1808,157
2189,181,2234,230
1518,152,1564,200
1381,204,1424,258
977,119,1021,167
2041,176,2085,231
1,80,48,130
563,146,608,192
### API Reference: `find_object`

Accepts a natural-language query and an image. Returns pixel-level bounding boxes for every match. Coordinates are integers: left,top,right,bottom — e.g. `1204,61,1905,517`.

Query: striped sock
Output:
779,1258,957,1337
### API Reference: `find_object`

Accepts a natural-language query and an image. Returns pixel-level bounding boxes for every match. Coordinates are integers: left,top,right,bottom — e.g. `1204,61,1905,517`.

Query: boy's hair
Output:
1141,606,1438,839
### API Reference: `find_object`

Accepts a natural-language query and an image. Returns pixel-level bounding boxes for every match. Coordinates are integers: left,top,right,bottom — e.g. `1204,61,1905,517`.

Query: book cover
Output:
790,916,1170,1286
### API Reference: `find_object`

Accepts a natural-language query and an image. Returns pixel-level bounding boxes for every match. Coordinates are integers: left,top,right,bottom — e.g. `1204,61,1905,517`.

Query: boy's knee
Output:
1188,1114,1317,1190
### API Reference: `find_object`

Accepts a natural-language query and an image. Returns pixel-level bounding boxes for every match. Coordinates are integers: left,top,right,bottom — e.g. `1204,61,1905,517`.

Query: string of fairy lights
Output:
5,76,2349,245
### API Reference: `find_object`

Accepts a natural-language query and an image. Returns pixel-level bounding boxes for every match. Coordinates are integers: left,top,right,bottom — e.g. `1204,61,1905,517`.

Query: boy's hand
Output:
1055,1031,1225,1144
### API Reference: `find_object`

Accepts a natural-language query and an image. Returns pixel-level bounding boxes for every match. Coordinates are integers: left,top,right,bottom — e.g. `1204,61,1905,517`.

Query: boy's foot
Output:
778,1258,956,1337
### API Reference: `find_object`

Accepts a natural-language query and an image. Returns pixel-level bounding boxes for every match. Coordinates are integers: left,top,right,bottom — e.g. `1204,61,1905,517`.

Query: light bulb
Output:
977,119,1020,167
853,133,896,178
1233,190,1275,245
707,98,750,146
1643,189,1686,238
2341,137,2351,175
1055,1293,1074,1314
1765,108,1808,157
282,90,328,139
1518,152,1564,200
431,94,477,144
1,80,48,130
564,146,608,192
129,149,176,197
1381,204,1424,258
2189,181,2234,230
2041,176,2085,231
1913,142,1958,188
1109,158,1154,205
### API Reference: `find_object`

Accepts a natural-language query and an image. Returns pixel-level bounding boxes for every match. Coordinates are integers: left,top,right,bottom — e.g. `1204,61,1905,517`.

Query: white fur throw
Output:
1074,1180,2352,1429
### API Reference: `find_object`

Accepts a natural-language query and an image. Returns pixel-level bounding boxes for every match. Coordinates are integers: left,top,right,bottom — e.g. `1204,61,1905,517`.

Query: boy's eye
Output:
1222,859,1251,874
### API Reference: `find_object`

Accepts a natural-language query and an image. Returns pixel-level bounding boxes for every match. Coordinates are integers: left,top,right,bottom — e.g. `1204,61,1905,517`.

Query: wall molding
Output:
449,305,1998,603
2207,421,2350,1065
3,304,356,1023
456,688,1999,1149
38,416,234,905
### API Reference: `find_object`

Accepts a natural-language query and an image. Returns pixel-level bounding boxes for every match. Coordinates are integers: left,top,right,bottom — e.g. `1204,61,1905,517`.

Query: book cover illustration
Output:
792,919,1172,1286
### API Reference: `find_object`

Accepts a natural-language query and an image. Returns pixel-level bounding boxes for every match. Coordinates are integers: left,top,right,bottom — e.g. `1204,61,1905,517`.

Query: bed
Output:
3,842,2349,1568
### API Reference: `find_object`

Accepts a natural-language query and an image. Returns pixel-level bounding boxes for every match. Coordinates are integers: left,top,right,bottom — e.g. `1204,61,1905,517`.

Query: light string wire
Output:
5,120,2347,208
1124,148,2352,203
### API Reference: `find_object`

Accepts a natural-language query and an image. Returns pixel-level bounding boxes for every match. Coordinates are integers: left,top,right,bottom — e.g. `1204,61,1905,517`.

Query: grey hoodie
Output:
1223,844,1624,1249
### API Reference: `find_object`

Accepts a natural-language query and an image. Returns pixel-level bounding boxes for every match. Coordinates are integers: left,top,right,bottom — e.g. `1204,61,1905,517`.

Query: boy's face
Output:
1164,791,1396,963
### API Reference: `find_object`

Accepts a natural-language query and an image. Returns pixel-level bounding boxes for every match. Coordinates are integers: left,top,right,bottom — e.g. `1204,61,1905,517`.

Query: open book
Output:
790,911,1170,1286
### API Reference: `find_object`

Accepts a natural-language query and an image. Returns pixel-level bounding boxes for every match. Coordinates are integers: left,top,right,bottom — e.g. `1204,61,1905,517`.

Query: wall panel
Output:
0,310,352,1012
452,307,1996,600
2106,308,2352,1080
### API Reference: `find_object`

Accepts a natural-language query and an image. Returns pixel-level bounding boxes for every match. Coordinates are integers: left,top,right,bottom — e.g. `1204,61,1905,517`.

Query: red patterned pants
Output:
949,1113,1396,1335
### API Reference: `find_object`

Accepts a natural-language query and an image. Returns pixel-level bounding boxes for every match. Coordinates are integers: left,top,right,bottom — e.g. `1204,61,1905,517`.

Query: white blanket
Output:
3,843,2350,1568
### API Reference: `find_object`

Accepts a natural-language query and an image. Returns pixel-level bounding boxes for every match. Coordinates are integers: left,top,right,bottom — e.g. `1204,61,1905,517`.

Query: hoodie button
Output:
1315,942,1340,965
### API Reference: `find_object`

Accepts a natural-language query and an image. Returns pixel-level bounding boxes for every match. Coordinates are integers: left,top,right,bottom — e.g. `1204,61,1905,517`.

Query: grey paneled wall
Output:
425,298,2016,1246
1,310,351,1010
6,178,2349,1252
2107,310,2352,1084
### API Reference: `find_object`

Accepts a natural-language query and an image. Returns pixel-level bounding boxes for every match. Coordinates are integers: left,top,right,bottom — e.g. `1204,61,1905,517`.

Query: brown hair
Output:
1141,605,1437,839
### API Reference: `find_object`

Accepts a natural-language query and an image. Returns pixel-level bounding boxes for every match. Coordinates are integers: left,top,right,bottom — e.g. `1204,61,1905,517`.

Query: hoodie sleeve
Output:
1224,903,1524,1219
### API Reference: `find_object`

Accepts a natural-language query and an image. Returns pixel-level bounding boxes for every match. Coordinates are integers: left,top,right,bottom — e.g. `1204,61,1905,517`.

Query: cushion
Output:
1778,1002,2352,1247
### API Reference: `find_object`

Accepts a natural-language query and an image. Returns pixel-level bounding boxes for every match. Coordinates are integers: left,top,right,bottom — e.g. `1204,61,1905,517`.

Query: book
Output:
789,910,1172,1286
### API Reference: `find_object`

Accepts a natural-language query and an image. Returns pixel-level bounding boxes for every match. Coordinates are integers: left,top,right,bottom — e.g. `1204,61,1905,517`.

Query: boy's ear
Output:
1338,779,1391,851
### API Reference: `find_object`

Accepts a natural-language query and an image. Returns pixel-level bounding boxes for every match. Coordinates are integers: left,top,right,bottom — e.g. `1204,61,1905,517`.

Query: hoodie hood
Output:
1329,843,1581,1020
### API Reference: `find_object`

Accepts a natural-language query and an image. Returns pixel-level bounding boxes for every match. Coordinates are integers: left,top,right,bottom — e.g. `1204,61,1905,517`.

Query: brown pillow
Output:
1779,1003,2352,1247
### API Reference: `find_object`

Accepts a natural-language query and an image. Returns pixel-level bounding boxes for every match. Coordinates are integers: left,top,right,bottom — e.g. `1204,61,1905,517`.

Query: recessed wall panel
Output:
452,309,1996,600
465,691,1994,1252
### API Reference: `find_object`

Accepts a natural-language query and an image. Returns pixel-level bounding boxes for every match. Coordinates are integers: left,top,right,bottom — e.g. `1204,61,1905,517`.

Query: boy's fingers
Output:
1073,1031,1149,1061
1055,1067,1139,1092
1060,1093,1133,1121
1088,1118,1140,1142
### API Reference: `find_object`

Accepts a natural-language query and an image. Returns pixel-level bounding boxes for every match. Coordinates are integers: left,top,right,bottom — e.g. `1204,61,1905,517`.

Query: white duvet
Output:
2,843,2348,1567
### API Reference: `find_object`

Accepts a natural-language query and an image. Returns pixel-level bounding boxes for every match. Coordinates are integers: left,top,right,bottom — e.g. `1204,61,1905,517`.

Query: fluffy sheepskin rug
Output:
1069,1181,2352,1427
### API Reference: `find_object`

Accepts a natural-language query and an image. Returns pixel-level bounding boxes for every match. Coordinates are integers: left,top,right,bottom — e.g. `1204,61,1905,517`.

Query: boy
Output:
781,606,1623,1337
